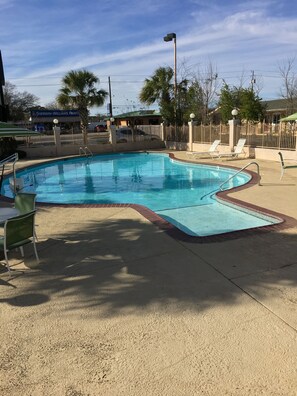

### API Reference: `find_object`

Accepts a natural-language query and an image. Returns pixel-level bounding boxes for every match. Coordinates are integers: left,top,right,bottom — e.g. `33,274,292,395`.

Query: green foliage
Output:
139,67,202,125
218,83,265,123
218,83,234,122
57,70,108,144
57,70,108,111
139,67,175,123
239,89,265,121
185,81,204,123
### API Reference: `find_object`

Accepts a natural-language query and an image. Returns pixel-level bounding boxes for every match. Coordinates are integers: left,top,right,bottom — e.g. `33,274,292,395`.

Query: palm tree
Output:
139,67,175,124
57,70,108,145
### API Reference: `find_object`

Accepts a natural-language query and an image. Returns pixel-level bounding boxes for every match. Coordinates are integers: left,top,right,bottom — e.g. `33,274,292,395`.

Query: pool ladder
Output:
0,153,19,194
200,161,261,201
79,146,93,157
219,161,261,191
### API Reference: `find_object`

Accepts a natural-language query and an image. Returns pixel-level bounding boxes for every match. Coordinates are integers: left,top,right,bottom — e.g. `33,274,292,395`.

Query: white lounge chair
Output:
186,140,220,159
217,138,246,159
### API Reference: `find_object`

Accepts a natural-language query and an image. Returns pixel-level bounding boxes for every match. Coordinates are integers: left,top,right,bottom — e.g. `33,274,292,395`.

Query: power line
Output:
12,80,146,87
12,83,61,87
11,75,281,89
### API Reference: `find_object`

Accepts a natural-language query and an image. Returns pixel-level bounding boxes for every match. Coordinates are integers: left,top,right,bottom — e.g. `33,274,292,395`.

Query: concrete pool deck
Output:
0,152,297,395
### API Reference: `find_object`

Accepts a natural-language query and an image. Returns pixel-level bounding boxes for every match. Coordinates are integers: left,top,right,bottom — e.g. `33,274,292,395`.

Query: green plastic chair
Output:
14,192,36,214
278,152,297,180
14,192,38,239
0,210,39,275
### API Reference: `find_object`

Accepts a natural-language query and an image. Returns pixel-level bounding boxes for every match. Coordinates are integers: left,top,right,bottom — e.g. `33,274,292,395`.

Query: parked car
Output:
87,122,98,131
95,124,107,132
116,127,160,143
87,122,107,132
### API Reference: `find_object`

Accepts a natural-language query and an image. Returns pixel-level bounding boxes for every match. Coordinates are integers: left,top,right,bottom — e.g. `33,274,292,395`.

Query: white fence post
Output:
53,126,61,155
161,122,165,141
188,121,193,151
109,124,117,145
228,119,236,150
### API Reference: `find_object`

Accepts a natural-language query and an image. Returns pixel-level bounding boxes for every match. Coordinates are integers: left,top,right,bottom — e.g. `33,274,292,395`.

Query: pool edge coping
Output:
1,151,296,243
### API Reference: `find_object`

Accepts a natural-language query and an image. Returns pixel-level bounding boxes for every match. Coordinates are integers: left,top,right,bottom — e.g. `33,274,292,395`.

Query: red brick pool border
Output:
1,152,296,243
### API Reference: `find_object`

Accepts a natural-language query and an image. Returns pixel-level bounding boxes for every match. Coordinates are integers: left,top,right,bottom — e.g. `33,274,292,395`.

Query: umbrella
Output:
0,121,42,137
280,112,297,122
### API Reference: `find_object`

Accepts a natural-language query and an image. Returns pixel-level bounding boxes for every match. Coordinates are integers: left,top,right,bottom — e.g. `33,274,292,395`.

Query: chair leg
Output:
20,246,24,257
4,249,12,276
32,238,40,263
280,166,285,180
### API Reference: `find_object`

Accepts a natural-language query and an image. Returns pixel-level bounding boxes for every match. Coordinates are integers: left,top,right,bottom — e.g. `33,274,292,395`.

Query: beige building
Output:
262,99,297,123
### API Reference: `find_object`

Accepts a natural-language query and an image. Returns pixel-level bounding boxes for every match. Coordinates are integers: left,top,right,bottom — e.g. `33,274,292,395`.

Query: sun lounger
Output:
186,140,220,159
278,151,297,180
217,138,246,159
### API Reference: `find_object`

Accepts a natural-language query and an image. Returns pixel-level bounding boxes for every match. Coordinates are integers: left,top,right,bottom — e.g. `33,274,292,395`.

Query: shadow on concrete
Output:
0,293,49,306
2,215,297,319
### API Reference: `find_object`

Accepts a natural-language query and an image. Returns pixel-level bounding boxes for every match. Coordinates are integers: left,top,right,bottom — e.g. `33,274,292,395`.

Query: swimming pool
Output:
2,152,281,236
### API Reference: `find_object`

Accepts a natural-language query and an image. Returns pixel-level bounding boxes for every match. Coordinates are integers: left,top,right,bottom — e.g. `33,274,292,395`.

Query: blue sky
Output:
1,0,297,115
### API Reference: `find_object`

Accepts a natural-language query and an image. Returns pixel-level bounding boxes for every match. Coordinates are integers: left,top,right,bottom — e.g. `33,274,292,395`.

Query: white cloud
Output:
2,0,297,108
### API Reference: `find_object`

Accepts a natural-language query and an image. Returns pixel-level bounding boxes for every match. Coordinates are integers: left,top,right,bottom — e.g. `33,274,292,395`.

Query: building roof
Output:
113,110,161,119
261,99,289,111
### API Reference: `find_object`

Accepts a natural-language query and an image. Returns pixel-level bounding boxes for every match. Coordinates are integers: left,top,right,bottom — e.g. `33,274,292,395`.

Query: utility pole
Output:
163,33,177,136
250,70,256,92
108,76,113,117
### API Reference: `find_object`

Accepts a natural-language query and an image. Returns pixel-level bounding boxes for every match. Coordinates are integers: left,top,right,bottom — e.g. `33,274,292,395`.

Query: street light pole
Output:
164,32,177,137
173,35,177,99
108,76,113,117
163,33,177,99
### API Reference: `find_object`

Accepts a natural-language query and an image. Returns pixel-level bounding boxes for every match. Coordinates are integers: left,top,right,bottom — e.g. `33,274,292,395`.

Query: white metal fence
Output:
192,122,296,150
15,122,297,151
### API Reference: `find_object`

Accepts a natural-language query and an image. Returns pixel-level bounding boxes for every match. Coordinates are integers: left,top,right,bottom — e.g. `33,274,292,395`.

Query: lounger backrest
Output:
234,139,246,154
278,152,285,168
209,140,221,152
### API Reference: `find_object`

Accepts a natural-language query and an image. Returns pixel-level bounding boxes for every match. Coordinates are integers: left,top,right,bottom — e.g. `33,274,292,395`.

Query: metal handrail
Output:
0,152,18,166
219,161,261,191
0,153,19,194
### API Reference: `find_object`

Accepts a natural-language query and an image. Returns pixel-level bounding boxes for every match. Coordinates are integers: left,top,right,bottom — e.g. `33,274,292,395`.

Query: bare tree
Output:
193,60,219,123
3,81,39,121
44,100,61,109
278,58,297,114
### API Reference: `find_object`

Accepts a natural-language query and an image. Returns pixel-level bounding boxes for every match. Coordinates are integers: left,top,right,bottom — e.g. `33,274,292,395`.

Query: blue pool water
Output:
2,152,280,236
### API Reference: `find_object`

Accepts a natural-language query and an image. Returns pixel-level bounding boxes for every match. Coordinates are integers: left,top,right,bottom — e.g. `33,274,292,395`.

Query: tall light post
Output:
164,32,177,136
163,33,177,99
